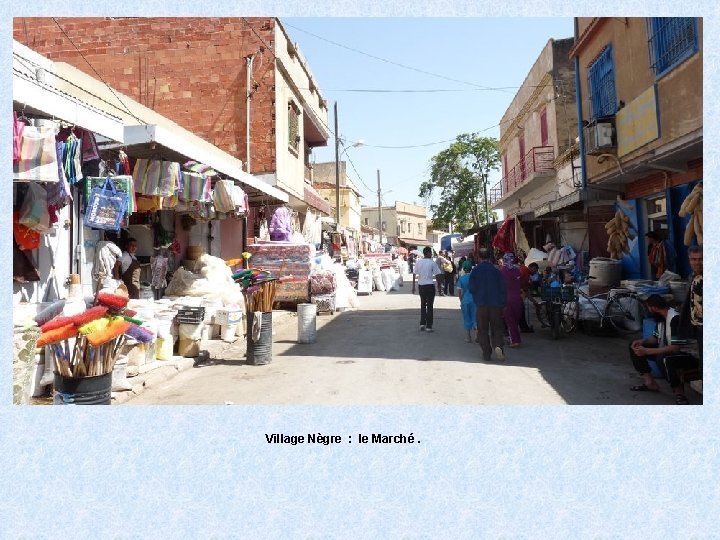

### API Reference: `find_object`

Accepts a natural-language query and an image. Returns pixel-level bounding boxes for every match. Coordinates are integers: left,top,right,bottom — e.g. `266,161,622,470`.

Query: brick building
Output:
13,17,332,235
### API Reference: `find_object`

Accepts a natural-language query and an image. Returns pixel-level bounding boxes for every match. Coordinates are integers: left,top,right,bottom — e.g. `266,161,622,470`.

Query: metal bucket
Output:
53,372,112,405
297,303,317,344
247,312,273,365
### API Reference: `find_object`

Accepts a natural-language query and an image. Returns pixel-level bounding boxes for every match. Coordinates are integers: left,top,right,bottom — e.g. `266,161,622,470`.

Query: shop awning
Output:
104,124,289,204
12,41,125,142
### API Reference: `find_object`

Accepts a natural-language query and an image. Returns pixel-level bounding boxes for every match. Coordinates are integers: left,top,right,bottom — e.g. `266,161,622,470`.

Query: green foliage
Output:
419,133,500,230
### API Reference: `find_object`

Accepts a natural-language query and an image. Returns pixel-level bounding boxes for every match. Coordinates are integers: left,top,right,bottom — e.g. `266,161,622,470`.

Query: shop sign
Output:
616,86,659,157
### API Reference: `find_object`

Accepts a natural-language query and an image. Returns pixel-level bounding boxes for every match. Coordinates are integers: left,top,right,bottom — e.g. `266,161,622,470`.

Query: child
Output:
456,260,477,342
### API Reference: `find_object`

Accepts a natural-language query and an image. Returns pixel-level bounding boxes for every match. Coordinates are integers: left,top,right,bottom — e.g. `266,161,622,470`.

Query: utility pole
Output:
334,101,341,231
377,169,382,244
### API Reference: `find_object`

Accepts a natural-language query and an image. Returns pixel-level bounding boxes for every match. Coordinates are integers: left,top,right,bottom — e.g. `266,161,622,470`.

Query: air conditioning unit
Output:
584,117,616,155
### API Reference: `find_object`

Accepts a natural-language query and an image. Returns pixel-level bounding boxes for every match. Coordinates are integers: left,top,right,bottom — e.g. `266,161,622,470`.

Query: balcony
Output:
489,146,555,206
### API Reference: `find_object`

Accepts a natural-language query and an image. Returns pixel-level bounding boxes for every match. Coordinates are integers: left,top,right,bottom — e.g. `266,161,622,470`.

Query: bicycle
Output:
540,285,577,339
567,284,644,335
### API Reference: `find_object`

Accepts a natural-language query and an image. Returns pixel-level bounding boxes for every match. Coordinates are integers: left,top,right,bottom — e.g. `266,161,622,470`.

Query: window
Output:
364,217,368,225
382,221,386,231
408,223,413,235
417,223,423,236
648,18,699,78
587,46,617,119
288,101,300,154
540,108,549,146
401,221,406,233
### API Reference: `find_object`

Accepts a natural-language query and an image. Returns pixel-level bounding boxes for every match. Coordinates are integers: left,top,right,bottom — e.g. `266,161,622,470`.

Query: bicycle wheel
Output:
560,312,577,334
551,310,561,339
604,293,642,334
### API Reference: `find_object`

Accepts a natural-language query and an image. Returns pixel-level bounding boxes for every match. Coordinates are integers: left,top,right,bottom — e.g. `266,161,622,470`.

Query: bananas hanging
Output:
605,208,635,260
679,182,703,246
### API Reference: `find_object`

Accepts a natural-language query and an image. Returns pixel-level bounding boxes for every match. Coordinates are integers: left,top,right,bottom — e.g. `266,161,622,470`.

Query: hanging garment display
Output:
179,171,212,202
13,111,25,165
46,141,73,210
269,207,293,241
492,216,515,254
133,159,180,196
13,211,41,251
63,133,84,184
212,179,238,213
18,182,50,232
13,125,59,182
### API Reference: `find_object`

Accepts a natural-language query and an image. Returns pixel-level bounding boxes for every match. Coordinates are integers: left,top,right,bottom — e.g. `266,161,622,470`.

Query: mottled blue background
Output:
2,2,718,538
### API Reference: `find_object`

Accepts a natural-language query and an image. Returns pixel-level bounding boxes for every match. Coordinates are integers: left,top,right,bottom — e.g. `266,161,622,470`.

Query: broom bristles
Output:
34,300,67,326
96,292,129,309
71,306,109,326
37,324,77,347
125,324,155,343
86,320,131,347
40,315,76,333
78,317,110,335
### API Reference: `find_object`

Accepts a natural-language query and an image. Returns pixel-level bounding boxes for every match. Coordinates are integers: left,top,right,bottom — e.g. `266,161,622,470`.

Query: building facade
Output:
361,202,427,247
571,17,703,278
312,161,363,234
490,37,603,254
13,17,332,229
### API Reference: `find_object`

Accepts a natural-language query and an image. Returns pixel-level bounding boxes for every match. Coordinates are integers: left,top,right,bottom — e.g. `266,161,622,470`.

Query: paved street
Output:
128,278,700,405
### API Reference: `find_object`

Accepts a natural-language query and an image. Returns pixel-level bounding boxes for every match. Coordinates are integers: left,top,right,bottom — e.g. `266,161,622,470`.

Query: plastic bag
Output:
19,183,50,232
84,177,128,231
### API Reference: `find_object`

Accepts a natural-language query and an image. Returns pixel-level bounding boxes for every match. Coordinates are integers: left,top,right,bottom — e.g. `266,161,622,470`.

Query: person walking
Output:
444,254,457,296
500,252,523,348
468,248,507,361
414,246,442,332
435,250,450,296
457,260,476,342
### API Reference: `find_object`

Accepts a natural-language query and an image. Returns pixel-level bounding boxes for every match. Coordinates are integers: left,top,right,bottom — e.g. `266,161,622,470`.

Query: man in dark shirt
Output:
468,248,507,362
629,294,699,404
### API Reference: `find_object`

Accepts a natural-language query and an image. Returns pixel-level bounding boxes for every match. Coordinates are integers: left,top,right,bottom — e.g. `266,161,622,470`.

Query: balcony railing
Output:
489,146,555,205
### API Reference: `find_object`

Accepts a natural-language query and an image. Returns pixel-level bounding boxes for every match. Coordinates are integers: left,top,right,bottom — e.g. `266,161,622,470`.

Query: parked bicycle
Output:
564,284,644,336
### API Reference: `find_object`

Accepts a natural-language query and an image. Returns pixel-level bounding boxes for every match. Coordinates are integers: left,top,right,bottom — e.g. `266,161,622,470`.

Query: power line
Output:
50,18,148,128
284,22,513,93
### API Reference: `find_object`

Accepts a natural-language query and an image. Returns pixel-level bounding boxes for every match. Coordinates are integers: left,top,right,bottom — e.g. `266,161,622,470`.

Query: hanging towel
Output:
13,126,59,182
79,128,100,162
157,161,180,196
179,171,212,202
212,179,237,212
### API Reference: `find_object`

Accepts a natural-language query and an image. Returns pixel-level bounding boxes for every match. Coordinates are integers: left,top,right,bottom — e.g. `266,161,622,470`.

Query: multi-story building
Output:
571,17,702,277
490,37,606,253
13,17,332,239
312,161,363,235
361,202,427,247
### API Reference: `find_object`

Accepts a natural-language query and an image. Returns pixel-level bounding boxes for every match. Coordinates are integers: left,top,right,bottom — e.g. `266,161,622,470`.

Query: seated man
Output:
629,294,700,405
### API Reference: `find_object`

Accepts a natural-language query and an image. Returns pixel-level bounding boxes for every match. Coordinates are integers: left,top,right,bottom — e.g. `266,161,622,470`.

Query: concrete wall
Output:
499,38,575,174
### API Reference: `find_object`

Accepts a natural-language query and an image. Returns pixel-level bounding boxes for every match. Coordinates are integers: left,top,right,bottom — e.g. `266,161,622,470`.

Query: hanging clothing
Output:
179,171,212,202
13,111,25,165
13,125,59,182
46,141,73,209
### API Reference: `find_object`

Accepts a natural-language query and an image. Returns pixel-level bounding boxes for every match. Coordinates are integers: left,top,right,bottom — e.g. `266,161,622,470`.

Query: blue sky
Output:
283,17,574,213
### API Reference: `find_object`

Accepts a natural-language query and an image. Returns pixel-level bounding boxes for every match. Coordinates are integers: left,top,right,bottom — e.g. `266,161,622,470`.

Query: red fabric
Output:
519,265,530,289
492,217,515,253
13,211,40,251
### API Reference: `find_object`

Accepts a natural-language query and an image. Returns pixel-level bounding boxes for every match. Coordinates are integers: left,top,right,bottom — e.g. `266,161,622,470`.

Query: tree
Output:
419,133,500,231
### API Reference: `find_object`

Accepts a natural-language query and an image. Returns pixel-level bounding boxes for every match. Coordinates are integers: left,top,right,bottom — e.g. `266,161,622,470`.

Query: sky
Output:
282,17,575,215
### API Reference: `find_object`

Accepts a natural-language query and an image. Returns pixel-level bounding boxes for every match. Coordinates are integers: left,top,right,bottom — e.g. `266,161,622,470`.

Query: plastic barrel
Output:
53,373,112,405
297,303,317,344
247,312,273,365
